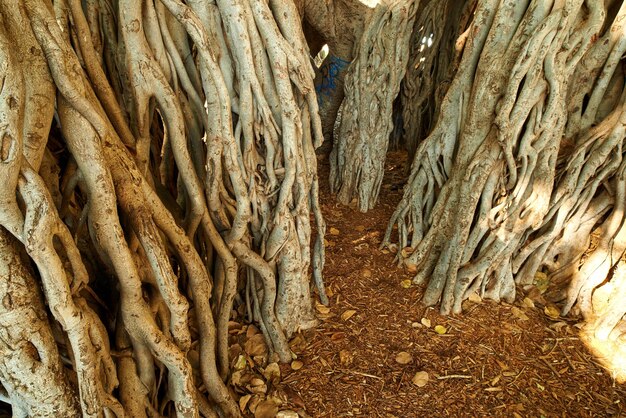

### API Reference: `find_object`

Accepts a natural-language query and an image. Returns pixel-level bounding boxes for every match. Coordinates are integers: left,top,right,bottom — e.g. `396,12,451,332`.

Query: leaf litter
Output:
227,150,626,417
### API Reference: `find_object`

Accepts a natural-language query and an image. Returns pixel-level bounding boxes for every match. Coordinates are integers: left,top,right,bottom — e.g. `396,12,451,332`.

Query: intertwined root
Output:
0,0,325,415
329,0,417,212
386,0,626,349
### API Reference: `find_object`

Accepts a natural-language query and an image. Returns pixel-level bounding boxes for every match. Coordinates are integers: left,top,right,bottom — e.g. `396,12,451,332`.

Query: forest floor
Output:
233,148,626,417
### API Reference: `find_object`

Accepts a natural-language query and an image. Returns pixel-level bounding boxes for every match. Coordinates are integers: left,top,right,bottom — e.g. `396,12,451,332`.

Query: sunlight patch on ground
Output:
581,325,626,383
358,0,380,8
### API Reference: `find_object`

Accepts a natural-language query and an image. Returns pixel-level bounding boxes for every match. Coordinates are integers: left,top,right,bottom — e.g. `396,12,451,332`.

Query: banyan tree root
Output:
398,0,475,159
329,0,418,212
0,0,326,415
385,0,626,353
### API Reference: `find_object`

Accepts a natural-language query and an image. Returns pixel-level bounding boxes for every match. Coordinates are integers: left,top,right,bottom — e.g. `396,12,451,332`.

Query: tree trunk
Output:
0,0,326,415
329,0,418,212
386,0,626,355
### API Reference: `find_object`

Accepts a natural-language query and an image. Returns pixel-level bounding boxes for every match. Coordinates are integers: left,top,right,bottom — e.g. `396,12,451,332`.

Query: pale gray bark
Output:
0,0,326,415
330,0,418,212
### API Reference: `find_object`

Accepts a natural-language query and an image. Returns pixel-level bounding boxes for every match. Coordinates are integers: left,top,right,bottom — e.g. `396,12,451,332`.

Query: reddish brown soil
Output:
269,149,626,417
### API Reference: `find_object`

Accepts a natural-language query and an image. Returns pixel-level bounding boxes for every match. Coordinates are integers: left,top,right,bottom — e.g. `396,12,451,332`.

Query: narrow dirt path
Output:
274,149,626,417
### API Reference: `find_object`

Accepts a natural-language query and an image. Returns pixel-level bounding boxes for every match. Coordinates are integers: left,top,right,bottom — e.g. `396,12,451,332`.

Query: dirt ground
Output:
250,149,626,417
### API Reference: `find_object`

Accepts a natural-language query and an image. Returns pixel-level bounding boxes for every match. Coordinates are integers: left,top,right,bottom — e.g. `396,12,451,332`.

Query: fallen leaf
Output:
289,333,307,353
468,293,482,303
254,399,279,418
244,334,268,357
263,363,281,383
526,286,547,306
401,247,414,257
277,410,299,418
420,318,431,328
544,305,560,319
522,297,535,308
291,360,303,370
411,322,420,328
550,321,568,332
246,325,260,338
341,310,357,321
400,279,412,288
234,354,247,370
356,225,366,232
339,349,353,366
395,352,413,365
315,304,330,315
239,394,252,412
534,271,549,293
248,396,262,414
434,325,447,335
329,227,340,236
361,268,373,278
249,379,267,394
330,332,346,342
412,371,429,387
511,307,529,321
405,262,418,274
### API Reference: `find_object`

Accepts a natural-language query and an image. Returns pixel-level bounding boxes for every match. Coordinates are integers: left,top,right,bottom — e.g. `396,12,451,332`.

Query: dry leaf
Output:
254,399,279,418
239,394,252,412
550,321,568,332
315,304,330,315
248,395,262,413
534,271,549,293
400,279,412,289
412,371,429,387
339,349,353,366
246,325,261,338
468,293,482,303
244,334,268,357
544,305,560,319
289,333,307,353
356,225,366,232
341,310,357,321
330,332,346,342
511,307,529,321
434,325,447,335
411,322,420,328
405,262,418,274
395,352,413,365
329,227,340,236
361,268,373,278
522,297,535,308
421,318,431,328
263,363,281,383
234,354,247,370
277,410,299,418
291,360,303,370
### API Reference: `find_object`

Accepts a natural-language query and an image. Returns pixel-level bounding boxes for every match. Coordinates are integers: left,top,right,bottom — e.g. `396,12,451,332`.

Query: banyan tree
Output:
1,0,626,416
